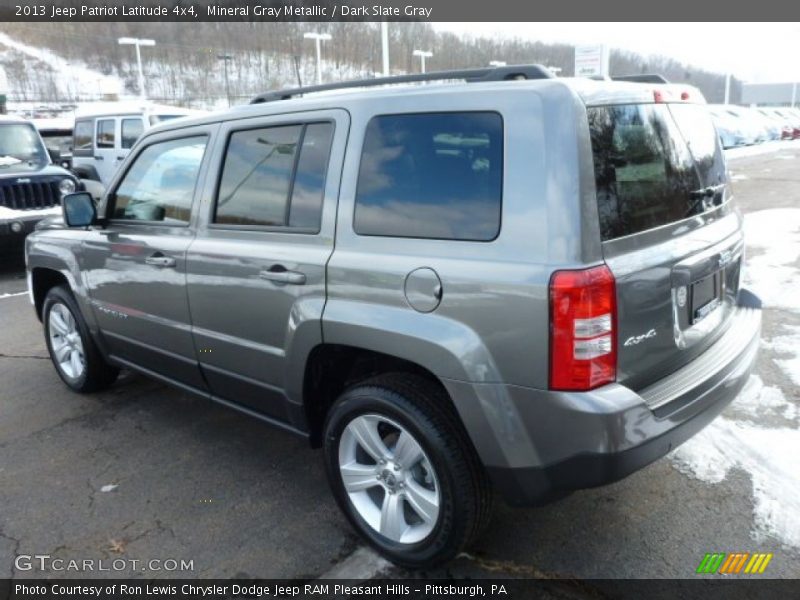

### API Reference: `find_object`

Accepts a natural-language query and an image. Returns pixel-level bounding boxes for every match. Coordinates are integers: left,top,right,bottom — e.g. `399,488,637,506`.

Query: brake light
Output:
549,265,617,391
653,90,665,103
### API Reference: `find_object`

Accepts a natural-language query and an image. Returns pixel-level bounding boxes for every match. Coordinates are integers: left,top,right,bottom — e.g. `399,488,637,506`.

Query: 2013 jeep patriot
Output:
25,65,762,567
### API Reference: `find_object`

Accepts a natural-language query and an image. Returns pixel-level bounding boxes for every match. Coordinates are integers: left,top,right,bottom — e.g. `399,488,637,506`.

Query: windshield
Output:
0,123,48,162
588,103,725,241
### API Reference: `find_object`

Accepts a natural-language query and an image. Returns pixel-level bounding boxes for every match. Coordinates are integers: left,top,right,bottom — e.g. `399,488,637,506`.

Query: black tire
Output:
323,373,492,568
42,285,119,393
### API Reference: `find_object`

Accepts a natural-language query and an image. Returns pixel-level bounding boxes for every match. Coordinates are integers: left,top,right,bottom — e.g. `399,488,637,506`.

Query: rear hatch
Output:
587,97,744,391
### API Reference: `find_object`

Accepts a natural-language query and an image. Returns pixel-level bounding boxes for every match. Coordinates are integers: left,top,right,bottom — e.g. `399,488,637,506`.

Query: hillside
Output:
0,22,741,107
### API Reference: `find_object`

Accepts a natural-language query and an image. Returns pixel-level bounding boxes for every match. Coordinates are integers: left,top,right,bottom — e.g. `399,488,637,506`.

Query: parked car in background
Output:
0,115,80,249
26,66,761,567
756,107,794,140
708,106,746,148
769,107,800,139
71,103,204,187
33,117,74,169
749,109,782,141
709,105,760,145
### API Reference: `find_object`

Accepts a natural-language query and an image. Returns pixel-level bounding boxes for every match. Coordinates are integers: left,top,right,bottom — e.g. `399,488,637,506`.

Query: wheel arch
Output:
302,344,457,448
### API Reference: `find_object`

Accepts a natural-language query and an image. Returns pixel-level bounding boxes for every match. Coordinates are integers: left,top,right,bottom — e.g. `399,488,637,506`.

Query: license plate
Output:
692,272,721,323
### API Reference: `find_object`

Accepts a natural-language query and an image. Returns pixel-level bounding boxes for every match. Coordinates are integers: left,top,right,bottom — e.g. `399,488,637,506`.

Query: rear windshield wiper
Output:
685,184,726,217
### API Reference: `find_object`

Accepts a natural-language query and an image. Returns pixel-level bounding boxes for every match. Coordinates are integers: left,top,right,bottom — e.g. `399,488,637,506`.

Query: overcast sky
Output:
434,23,800,83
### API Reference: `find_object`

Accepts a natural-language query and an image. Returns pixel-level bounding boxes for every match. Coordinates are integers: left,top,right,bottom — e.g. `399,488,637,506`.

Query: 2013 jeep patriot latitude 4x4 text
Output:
26,66,762,567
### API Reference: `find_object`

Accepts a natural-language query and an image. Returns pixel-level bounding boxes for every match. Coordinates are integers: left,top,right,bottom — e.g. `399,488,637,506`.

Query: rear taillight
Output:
549,265,617,391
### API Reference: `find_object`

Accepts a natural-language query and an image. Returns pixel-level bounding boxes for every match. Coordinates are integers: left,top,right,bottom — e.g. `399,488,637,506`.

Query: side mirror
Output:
62,192,97,227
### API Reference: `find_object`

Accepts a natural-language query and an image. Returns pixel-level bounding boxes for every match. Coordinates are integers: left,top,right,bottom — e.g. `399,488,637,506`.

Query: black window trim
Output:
105,132,210,228
208,119,335,235
352,110,505,243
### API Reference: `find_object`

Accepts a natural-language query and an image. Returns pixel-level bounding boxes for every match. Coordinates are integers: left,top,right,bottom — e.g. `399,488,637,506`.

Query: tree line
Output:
1,22,741,105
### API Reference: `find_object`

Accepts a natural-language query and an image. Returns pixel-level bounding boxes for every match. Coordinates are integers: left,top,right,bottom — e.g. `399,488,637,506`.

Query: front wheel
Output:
323,374,492,568
43,285,119,393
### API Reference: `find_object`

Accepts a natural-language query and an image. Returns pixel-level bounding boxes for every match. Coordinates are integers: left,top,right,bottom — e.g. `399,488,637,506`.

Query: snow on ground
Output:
671,376,800,548
742,208,800,314
0,31,122,97
670,208,800,550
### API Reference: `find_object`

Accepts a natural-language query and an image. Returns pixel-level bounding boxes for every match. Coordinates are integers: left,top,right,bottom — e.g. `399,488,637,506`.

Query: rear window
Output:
588,103,725,241
354,112,503,241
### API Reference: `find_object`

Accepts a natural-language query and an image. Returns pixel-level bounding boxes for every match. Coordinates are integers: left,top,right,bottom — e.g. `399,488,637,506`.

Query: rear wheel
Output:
323,374,492,568
43,285,119,393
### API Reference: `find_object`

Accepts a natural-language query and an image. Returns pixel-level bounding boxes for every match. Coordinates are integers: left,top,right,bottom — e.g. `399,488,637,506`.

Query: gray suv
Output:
25,66,762,568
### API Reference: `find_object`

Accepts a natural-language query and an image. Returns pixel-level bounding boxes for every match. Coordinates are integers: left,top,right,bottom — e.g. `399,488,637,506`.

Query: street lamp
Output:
413,50,433,74
118,37,155,99
303,32,332,85
217,54,233,107
381,23,390,76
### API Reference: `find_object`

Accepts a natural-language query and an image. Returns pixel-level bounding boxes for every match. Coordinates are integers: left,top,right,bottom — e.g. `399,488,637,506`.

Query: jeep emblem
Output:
16,178,31,184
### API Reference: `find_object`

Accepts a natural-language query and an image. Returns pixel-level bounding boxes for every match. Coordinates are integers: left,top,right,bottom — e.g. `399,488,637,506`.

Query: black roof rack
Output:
251,64,555,104
612,74,670,84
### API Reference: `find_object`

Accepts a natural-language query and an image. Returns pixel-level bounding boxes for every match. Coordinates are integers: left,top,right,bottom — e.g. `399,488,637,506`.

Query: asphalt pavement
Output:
1,147,798,581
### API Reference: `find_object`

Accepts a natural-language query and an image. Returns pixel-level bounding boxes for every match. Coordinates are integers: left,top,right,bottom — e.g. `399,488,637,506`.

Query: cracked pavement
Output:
1,150,799,580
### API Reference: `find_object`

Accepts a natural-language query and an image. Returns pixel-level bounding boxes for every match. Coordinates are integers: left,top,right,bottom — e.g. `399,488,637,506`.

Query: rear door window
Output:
73,120,93,156
588,103,722,241
354,112,503,241
96,119,115,149
121,118,145,149
214,122,334,231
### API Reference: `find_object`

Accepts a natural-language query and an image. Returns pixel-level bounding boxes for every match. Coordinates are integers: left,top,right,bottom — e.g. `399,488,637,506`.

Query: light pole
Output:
217,54,233,107
304,32,331,85
381,23,390,76
118,37,155,99
724,72,731,105
413,50,433,74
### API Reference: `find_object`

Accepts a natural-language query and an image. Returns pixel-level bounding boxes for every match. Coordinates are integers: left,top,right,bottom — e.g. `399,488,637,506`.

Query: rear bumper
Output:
443,289,762,506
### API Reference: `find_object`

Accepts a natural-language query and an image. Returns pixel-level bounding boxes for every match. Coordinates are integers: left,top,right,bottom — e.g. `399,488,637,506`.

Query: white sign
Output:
574,44,610,78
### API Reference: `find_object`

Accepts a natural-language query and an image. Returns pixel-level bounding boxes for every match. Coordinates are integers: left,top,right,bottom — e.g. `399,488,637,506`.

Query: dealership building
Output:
741,82,799,107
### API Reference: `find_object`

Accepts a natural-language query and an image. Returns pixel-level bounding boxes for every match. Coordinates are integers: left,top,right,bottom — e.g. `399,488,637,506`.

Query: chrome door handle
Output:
145,254,176,268
259,268,306,285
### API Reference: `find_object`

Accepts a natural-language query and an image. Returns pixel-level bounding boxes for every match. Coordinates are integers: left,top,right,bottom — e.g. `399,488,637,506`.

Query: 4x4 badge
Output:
624,329,657,346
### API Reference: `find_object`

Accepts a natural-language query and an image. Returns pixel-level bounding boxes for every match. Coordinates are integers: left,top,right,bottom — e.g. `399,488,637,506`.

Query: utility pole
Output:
217,54,233,107
792,81,797,108
118,37,155,99
381,23,390,76
412,50,433,74
304,32,332,85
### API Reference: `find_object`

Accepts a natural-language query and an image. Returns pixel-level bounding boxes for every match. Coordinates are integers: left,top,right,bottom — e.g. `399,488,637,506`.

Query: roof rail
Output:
251,64,555,104
612,74,670,84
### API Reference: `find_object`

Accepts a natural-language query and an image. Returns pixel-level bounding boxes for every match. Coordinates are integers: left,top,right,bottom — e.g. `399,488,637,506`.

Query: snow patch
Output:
766,325,800,389
671,376,800,548
742,208,800,314
725,140,800,161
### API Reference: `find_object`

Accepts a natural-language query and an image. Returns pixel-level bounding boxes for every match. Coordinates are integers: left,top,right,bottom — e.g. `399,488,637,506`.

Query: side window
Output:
354,112,503,241
214,122,333,230
121,118,145,150
96,119,115,149
112,136,207,224
73,120,93,156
